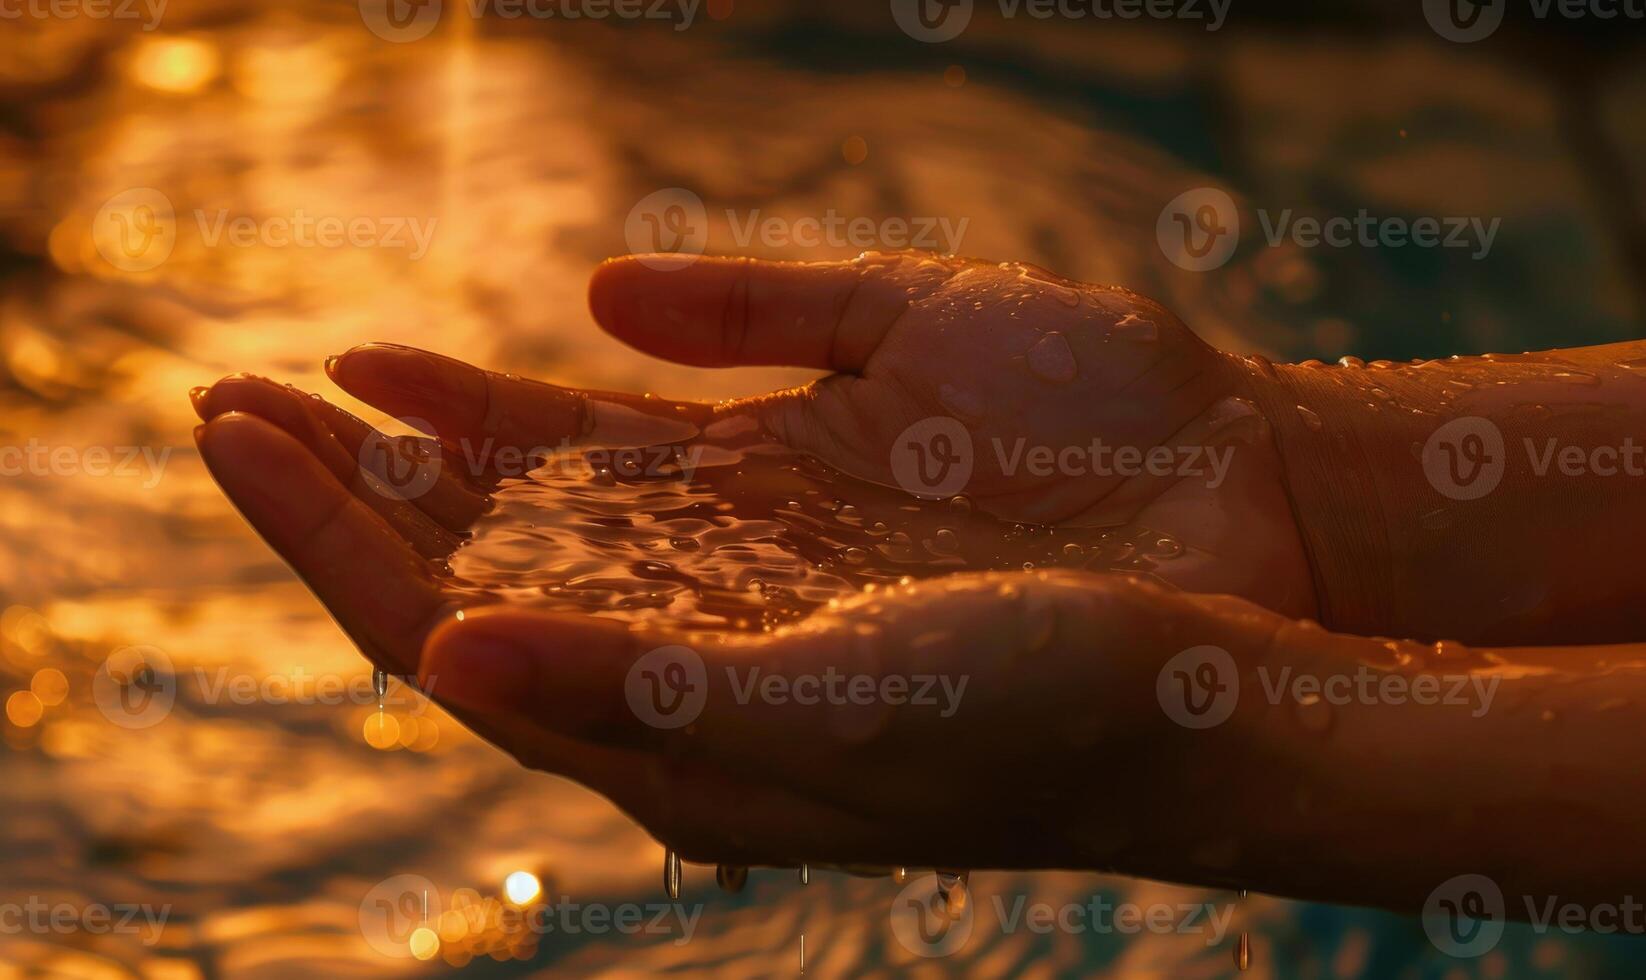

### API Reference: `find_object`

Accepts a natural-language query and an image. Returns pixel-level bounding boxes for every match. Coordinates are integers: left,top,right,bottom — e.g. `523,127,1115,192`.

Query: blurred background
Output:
0,0,1642,976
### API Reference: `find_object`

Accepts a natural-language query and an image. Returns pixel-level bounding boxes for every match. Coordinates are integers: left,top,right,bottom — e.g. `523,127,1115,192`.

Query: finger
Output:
417,573,1190,807
587,252,968,372
191,376,481,553
196,411,455,676
325,344,715,469
192,373,483,536
420,570,1646,898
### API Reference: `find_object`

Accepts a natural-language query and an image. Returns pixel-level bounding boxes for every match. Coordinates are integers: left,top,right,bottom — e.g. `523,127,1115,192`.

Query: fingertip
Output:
421,607,648,729
326,343,487,427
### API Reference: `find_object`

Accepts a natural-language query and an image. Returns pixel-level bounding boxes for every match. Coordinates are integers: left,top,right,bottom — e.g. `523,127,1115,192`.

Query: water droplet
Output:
892,867,909,884
935,871,970,915
947,495,972,515
716,864,747,893
1293,692,1333,735
669,536,701,552
932,529,959,554
1294,405,1323,431
841,547,869,565
1025,331,1078,384
799,863,809,886
1235,931,1251,970
372,668,388,702
1338,356,1365,368
1112,313,1158,341
663,850,681,899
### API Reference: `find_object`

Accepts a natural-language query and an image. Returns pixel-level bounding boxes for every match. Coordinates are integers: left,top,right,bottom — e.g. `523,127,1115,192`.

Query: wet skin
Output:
192,252,1646,914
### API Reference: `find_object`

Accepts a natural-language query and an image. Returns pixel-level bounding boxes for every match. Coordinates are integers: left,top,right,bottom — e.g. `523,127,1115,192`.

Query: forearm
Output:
1067,583,1646,915
1239,342,1646,645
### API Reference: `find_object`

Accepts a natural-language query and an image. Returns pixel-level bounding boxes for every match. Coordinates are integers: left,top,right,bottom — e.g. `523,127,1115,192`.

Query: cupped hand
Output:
187,252,1378,891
